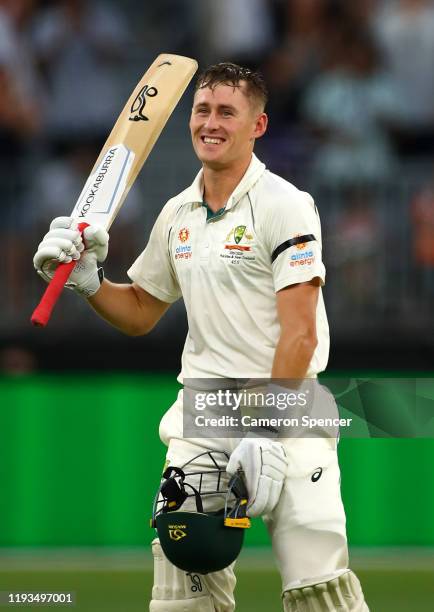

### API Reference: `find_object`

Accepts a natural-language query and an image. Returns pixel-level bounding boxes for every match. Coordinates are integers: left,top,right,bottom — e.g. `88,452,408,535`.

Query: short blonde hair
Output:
195,62,268,112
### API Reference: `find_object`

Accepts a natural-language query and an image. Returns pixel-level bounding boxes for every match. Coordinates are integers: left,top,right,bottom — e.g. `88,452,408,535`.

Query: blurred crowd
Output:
1,0,434,371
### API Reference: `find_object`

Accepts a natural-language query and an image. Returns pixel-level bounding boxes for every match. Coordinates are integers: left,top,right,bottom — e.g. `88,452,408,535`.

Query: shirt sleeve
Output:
264,190,326,292
127,202,181,303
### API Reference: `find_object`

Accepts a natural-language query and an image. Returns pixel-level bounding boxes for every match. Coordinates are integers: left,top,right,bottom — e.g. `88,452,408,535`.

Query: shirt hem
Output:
274,271,326,292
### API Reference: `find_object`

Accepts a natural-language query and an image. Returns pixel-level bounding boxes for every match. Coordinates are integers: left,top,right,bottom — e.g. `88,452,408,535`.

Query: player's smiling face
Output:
190,82,267,169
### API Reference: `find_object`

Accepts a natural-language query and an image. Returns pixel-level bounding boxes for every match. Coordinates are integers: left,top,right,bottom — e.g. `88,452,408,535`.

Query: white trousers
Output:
160,434,349,594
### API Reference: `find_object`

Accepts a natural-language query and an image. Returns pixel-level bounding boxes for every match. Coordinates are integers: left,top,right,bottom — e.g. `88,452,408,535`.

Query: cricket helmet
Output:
151,451,250,574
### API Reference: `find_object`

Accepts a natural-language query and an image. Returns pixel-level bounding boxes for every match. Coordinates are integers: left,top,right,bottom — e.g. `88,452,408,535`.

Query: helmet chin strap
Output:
160,467,204,514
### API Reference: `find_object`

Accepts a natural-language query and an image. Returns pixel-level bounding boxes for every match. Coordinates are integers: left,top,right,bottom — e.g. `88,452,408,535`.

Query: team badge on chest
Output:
221,224,255,264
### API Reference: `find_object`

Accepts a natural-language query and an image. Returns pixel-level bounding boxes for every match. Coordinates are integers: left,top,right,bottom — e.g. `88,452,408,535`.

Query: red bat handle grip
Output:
31,222,89,327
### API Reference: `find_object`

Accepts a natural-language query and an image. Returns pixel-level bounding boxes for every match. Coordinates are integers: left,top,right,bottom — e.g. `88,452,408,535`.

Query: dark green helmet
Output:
151,451,250,574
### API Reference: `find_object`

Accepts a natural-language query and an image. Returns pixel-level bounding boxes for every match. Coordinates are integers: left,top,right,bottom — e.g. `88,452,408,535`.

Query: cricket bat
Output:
31,53,198,327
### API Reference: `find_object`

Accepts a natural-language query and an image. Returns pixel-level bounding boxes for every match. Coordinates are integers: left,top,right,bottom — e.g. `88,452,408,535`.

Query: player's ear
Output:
253,112,268,140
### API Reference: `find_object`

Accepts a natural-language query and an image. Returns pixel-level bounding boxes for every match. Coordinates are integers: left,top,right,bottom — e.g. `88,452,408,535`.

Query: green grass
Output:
0,567,433,611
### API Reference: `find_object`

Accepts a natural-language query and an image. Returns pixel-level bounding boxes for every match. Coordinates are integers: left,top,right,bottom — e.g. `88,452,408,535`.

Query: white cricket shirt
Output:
128,154,329,381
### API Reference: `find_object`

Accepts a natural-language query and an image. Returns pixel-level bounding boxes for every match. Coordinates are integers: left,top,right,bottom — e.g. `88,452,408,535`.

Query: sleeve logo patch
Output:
290,250,315,266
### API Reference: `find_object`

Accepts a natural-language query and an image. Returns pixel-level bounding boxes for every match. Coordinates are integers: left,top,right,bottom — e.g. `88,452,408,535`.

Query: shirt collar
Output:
180,154,266,209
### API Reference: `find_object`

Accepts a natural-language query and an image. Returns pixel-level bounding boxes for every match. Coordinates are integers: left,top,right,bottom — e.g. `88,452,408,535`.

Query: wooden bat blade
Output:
31,54,198,327
71,54,198,229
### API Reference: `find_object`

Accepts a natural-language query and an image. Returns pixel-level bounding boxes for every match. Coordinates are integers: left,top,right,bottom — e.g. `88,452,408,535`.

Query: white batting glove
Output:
33,217,109,298
226,438,288,517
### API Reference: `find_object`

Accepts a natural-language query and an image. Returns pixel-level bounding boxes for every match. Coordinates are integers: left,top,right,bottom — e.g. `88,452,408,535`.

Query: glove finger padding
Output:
248,474,281,517
49,216,76,230
43,227,82,245
39,238,81,259
226,439,288,517
82,225,109,262
34,246,74,284
248,444,287,516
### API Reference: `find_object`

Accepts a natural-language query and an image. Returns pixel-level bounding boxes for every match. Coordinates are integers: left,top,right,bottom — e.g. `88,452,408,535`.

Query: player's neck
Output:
202,155,252,212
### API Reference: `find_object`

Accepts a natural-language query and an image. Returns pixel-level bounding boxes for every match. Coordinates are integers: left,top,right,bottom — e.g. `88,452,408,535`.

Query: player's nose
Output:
203,111,219,130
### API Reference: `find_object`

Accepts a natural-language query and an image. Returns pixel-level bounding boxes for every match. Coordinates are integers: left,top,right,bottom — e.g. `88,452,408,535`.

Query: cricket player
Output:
34,63,369,611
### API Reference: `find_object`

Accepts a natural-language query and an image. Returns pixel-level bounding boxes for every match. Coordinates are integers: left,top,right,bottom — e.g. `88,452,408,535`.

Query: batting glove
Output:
33,216,109,298
226,438,288,517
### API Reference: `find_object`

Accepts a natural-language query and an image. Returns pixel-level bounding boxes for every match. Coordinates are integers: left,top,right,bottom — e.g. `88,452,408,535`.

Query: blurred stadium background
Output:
1,0,434,610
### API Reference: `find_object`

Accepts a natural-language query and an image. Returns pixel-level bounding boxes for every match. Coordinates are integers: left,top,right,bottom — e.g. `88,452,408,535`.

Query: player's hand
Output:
33,216,109,298
226,438,288,517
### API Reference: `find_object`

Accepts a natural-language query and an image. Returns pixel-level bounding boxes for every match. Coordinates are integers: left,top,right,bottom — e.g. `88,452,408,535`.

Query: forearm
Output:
87,279,164,336
271,330,317,380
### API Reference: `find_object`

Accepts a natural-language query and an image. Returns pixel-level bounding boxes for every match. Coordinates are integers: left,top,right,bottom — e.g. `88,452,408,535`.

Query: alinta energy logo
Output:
175,227,192,260
291,234,315,267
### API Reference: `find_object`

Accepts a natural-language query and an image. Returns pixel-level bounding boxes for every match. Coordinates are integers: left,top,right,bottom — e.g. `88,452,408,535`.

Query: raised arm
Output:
33,216,171,335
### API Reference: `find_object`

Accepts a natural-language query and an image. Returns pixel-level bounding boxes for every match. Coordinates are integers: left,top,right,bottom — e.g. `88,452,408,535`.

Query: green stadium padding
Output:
0,374,433,547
